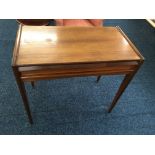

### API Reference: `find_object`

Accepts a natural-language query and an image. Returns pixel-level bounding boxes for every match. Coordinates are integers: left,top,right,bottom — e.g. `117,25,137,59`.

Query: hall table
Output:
12,25,144,124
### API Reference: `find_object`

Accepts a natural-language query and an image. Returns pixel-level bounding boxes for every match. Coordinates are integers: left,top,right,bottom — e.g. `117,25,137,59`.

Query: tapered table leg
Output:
108,61,144,112
12,67,33,124
108,72,136,113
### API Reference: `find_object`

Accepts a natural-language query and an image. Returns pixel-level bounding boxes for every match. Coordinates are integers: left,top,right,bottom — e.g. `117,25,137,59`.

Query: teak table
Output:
12,25,144,124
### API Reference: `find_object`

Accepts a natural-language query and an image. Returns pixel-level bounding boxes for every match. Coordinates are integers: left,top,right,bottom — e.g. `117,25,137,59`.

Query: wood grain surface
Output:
14,26,141,66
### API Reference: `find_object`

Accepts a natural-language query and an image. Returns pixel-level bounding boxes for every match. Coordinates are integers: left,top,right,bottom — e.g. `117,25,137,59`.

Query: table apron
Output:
17,61,140,82
20,68,138,82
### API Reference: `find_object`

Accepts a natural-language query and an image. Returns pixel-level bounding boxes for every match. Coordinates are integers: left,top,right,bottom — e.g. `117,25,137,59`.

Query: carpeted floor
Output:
0,19,155,134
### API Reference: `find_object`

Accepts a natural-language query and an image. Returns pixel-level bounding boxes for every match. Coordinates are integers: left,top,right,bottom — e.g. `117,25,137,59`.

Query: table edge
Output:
12,24,23,67
12,25,144,67
116,26,145,62
14,59,141,67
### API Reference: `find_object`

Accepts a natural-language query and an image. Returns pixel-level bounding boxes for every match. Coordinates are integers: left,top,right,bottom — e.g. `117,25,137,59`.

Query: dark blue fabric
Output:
0,19,155,134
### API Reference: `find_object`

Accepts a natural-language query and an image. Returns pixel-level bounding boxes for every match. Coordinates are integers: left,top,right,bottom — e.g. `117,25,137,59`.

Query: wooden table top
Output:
12,25,142,66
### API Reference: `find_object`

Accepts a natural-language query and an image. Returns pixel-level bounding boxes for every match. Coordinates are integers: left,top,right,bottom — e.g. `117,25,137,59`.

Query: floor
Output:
0,19,155,134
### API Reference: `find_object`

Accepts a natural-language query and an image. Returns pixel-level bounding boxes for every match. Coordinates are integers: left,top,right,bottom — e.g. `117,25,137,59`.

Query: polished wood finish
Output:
13,26,141,67
12,25,144,123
